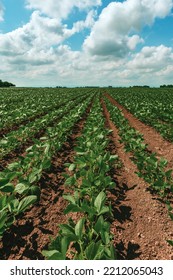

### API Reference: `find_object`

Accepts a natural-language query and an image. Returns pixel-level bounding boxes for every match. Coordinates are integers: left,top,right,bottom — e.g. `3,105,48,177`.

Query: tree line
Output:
0,79,16,87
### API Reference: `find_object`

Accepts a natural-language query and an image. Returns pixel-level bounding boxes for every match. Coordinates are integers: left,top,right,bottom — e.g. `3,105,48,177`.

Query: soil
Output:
101,99,173,260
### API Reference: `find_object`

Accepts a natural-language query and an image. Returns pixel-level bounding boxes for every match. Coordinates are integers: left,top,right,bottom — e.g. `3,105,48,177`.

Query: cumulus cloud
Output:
117,45,173,84
83,0,173,57
1,0,173,87
128,45,173,71
0,11,75,57
25,0,102,19
0,7,97,59
64,10,97,38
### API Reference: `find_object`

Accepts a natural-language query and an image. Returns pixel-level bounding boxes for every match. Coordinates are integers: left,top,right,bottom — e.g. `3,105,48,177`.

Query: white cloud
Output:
83,0,173,56
25,0,102,19
0,11,74,57
64,10,97,38
116,45,173,85
128,45,173,70
1,0,173,87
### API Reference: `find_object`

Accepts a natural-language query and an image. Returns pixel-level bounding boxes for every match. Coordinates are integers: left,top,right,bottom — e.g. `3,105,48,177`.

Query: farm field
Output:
0,87,173,260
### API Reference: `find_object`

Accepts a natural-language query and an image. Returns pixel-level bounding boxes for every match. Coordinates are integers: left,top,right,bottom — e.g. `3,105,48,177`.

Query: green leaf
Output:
8,199,20,213
5,172,18,181
0,183,14,193
165,169,172,178
167,240,173,246
69,164,75,171
6,216,15,227
0,196,7,211
63,194,76,204
75,218,85,239
17,195,37,213
42,159,51,169
94,191,106,213
60,237,70,258
94,216,104,234
0,211,8,229
63,204,82,214
65,176,76,186
98,206,110,216
85,241,104,260
169,212,173,221
7,162,20,171
28,173,37,184
42,250,65,260
30,185,41,199
60,224,75,236
15,183,29,194
100,230,110,245
0,178,9,187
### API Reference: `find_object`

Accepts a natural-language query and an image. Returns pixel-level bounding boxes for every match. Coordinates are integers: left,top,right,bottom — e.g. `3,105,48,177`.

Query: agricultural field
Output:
0,87,173,260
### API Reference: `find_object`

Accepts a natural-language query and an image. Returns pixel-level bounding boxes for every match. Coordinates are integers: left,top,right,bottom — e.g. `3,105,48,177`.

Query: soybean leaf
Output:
0,178,9,187
0,184,14,193
15,183,29,195
68,164,76,171
0,196,7,211
42,250,65,260
85,241,104,260
17,195,37,213
167,240,173,246
75,218,85,239
0,211,8,229
94,191,106,213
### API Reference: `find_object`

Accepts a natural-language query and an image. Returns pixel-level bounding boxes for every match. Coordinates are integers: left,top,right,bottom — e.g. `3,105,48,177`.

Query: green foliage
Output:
43,95,117,260
0,90,93,238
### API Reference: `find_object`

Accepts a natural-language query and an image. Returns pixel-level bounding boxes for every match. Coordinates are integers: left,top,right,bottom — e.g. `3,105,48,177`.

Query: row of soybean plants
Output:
108,88,173,142
0,88,90,131
0,88,66,130
43,95,118,260
104,96,173,245
0,96,92,238
104,96,173,197
0,93,90,158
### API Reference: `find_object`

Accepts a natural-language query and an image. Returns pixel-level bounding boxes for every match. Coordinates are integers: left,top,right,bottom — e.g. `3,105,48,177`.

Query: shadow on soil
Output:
0,220,44,260
116,241,141,260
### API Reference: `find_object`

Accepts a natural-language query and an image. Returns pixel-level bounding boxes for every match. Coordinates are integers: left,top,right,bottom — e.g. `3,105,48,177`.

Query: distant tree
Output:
160,84,173,88
0,79,15,87
132,85,150,88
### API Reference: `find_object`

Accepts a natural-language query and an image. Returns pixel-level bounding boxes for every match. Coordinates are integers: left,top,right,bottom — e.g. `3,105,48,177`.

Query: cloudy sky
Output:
0,0,173,87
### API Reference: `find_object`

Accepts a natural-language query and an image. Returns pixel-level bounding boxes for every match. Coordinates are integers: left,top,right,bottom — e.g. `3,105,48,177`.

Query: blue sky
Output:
0,0,173,87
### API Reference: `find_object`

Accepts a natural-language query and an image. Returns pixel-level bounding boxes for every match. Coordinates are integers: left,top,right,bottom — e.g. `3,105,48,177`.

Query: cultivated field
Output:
0,87,173,260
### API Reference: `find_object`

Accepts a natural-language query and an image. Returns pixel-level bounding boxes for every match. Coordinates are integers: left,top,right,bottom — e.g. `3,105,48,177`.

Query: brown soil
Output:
0,108,90,260
105,93,173,169
101,99,173,260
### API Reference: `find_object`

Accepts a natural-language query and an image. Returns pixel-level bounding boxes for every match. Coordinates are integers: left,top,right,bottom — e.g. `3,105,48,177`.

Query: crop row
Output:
0,93,92,159
0,97,91,238
104,96,173,197
107,88,173,142
43,95,118,260
0,88,92,131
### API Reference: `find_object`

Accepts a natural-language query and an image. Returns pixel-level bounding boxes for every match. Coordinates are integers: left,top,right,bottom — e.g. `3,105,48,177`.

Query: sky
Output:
0,0,173,87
